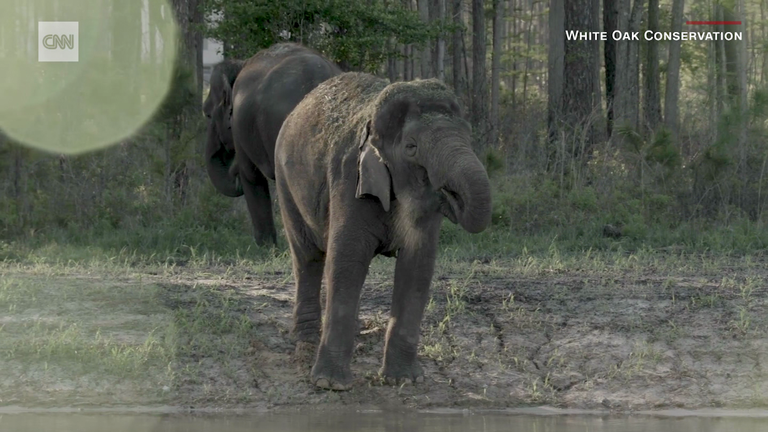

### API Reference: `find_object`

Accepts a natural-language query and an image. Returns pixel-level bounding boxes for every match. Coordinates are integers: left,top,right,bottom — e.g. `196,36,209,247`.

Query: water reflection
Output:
1,411,767,432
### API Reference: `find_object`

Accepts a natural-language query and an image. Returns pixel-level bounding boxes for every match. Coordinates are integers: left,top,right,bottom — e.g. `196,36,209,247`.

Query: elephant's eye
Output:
404,140,417,157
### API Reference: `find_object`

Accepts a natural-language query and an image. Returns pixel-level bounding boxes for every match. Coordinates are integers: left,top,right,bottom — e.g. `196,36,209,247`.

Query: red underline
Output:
686,21,741,25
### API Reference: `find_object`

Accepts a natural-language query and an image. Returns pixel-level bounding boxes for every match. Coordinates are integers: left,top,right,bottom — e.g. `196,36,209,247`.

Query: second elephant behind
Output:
204,43,341,245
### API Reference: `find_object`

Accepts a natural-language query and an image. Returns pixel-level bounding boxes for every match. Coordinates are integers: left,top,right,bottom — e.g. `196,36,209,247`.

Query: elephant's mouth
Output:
439,187,464,225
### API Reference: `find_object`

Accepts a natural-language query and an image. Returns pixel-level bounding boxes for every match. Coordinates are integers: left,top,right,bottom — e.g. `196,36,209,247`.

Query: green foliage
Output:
750,88,768,120
151,62,199,125
615,125,681,170
203,0,443,72
483,147,506,178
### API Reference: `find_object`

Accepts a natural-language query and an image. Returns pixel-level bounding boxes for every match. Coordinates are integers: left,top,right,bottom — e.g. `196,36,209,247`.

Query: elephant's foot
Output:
311,352,354,391
380,358,425,386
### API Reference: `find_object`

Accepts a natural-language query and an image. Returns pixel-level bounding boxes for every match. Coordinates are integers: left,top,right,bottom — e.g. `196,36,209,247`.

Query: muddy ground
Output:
2,255,768,412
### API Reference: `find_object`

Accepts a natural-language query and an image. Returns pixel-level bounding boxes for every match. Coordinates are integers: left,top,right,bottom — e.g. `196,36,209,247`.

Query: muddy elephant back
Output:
280,73,389,151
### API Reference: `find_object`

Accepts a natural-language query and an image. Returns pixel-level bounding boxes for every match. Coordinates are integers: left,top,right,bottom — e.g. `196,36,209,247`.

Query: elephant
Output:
274,72,492,390
203,43,341,245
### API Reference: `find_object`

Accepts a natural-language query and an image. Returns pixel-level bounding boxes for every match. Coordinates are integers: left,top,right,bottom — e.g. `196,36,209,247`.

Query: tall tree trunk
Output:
452,0,464,94
561,0,602,155
404,44,412,80
643,0,662,133
522,0,534,107
604,0,618,136
547,0,565,142
613,0,644,134
664,0,684,139
491,0,504,146
708,27,717,127
171,0,204,207
472,0,488,148
735,1,749,195
723,10,740,104
388,38,398,81
171,0,203,113
419,0,431,78
761,0,767,86
626,0,643,130
436,0,446,81
716,7,727,115
591,0,602,139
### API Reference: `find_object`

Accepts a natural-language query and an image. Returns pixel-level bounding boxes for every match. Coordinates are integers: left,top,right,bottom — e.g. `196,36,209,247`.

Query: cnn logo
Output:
38,22,79,62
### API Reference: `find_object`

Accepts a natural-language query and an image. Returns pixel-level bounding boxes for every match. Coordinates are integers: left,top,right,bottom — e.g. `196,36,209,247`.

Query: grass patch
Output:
0,271,267,406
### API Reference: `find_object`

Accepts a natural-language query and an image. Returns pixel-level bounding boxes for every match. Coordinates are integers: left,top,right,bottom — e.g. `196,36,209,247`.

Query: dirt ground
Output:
2,254,768,412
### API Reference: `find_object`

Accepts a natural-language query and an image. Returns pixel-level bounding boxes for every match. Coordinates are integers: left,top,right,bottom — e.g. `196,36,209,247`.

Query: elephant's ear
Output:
356,121,392,212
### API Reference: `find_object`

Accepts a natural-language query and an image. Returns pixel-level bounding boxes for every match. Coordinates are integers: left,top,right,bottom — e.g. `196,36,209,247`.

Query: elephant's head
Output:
356,80,492,234
204,73,242,197
203,59,243,118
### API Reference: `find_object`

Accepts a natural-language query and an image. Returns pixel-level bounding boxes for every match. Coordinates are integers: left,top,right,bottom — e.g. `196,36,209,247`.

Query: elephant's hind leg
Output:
277,185,325,368
290,248,325,370
241,163,277,246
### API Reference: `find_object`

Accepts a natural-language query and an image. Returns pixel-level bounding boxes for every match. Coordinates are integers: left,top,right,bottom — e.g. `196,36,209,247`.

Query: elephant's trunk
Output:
205,122,243,197
426,133,492,234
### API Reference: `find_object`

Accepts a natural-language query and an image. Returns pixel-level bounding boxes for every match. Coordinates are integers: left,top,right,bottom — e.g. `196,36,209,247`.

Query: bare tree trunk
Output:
716,7,727,115
471,0,488,147
643,0,662,133
388,38,398,81
561,0,602,155
452,0,464,93
463,2,472,101
737,4,748,117
723,9,740,104
708,26,717,126
626,1,643,130
522,0,534,107
436,0,446,81
664,0,684,139
547,0,565,141
762,0,767,86
536,1,544,93
510,0,518,105
502,0,511,90
604,0,618,136
419,0,431,78
404,44,412,80
613,0,644,134
491,0,504,146
171,0,203,207
736,1,749,192
591,0,602,138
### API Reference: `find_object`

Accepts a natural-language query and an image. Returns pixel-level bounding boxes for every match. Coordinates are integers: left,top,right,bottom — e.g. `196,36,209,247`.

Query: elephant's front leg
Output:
241,165,277,246
380,221,441,385
311,231,376,390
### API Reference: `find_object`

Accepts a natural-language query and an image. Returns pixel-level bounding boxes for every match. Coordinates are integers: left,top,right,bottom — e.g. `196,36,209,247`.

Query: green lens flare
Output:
0,0,178,154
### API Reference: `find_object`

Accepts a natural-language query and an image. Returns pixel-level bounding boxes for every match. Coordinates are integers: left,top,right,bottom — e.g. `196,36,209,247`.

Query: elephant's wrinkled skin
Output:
275,73,492,390
203,43,340,245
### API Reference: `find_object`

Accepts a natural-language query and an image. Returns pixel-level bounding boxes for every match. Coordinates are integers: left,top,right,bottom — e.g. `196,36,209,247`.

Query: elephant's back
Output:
253,53,341,150
232,46,340,179
275,73,387,238
293,73,386,148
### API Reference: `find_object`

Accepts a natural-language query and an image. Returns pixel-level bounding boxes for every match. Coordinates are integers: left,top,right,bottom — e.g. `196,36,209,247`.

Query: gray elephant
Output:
275,73,492,390
203,43,340,245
